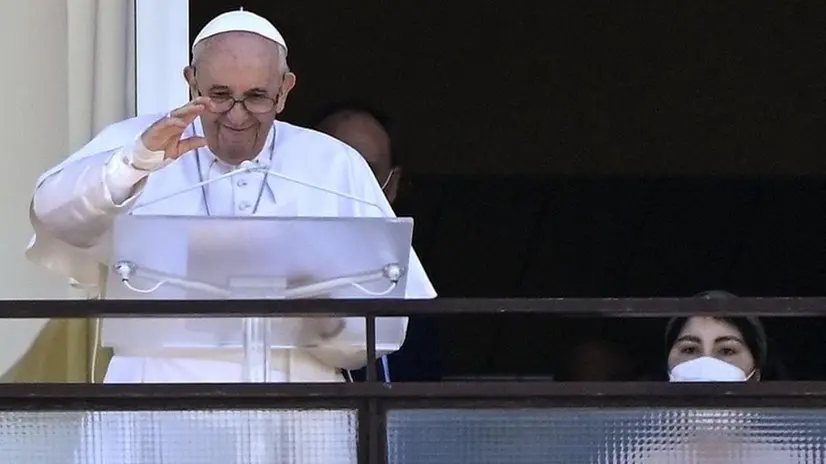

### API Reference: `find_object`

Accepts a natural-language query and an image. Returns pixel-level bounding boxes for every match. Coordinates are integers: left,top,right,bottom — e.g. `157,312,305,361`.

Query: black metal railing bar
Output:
2,297,825,463
0,297,824,318
2,382,826,409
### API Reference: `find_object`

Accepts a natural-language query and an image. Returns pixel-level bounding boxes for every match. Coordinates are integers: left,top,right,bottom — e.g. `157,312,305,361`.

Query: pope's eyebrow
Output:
244,88,269,96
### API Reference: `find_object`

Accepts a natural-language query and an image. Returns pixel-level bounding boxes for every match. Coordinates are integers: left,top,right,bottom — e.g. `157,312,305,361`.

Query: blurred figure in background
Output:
553,334,636,382
311,100,440,381
312,100,401,202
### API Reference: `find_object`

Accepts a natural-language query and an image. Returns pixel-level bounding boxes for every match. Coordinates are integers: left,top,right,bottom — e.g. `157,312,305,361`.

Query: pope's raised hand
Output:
140,97,211,160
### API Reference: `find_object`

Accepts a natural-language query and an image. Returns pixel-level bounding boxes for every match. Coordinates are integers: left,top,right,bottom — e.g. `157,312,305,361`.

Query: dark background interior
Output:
192,3,826,380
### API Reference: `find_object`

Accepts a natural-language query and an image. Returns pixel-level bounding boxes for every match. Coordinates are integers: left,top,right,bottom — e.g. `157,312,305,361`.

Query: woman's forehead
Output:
680,316,742,339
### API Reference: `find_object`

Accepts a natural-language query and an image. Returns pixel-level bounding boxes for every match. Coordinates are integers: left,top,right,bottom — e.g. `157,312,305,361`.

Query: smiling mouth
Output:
223,126,251,132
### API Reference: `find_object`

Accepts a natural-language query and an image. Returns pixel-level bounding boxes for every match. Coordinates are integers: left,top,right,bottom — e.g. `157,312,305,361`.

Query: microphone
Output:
131,162,252,212
113,260,231,297
238,160,386,213
131,159,387,214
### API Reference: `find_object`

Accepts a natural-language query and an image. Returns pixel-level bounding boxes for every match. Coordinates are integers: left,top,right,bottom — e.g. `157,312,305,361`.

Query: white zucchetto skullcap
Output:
192,9,287,54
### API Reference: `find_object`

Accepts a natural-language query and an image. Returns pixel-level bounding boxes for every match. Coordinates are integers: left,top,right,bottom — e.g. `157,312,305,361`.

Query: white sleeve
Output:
104,152,150,205
104,137,166,204
31,138,165,249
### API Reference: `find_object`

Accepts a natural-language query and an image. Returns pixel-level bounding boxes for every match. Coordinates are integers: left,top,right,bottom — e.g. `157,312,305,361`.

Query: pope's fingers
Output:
168,136,208,160
168,104,206,121
147,117,188,139
168,97,210,117
163,116,189,129
141,117,189,151
180,108,205,126
190,96,212,107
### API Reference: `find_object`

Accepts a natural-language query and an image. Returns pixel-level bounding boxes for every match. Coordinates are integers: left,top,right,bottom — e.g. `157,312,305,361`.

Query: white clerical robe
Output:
25,114,436,464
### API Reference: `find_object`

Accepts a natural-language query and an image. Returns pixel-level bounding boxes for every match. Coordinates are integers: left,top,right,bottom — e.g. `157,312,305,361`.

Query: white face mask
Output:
669,356,754,382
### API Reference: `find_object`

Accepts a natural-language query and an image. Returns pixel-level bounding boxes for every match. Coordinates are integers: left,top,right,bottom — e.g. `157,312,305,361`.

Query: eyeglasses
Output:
190,70,281,114
206,94,279,114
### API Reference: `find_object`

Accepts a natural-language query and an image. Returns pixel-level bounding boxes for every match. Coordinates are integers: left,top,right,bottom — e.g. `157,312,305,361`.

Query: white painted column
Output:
136,0,190,115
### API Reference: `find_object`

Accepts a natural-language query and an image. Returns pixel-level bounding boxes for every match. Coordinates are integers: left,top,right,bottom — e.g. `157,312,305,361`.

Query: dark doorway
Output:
191,3,826,380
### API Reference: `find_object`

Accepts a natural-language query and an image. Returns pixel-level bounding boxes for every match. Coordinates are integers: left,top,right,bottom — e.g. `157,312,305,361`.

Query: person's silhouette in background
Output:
313,101,401,202
554,336,636,381
311,100,441,381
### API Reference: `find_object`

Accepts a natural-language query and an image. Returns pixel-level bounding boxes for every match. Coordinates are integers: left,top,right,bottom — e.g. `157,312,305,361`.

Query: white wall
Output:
0,1,73,372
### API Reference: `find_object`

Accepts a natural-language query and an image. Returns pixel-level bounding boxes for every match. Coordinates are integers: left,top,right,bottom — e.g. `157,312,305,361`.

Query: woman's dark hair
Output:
664,290,769,374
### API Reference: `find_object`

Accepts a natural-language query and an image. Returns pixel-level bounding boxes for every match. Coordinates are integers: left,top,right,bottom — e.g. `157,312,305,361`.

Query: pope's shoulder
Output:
276,121,367,166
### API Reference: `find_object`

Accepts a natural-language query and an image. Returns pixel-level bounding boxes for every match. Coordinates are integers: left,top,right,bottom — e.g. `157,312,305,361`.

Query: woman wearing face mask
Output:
633,292,807,463
666,315,766,383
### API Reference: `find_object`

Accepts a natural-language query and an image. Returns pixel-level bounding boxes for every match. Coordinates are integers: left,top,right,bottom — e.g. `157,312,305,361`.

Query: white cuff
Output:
103,136,166,205
103,152,148,205
128,135,167,171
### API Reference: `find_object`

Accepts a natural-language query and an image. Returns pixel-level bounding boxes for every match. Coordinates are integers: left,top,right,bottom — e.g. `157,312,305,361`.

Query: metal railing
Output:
0,297,825,463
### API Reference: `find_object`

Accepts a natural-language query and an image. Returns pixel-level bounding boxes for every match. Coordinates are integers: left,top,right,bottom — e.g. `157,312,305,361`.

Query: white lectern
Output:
102,214,413,382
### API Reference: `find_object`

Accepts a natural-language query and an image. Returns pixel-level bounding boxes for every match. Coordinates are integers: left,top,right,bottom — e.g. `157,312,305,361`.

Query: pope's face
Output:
184,32,296,165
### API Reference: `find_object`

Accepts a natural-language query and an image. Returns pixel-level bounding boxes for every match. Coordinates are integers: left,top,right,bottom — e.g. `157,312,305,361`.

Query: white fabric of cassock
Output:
26,113,437,463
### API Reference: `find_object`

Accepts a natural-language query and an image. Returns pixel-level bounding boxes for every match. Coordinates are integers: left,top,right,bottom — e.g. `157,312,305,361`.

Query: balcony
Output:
1,298,824,463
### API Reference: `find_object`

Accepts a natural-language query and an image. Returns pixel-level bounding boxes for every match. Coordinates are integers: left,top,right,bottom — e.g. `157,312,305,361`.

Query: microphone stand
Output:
114,260,404,385
113,261,404,299
119,156,401,385
130,167,250,213
238,161,387,213
132,160,388,214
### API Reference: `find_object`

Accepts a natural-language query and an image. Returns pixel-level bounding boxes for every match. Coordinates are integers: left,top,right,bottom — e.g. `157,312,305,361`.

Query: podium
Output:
102,214,414,382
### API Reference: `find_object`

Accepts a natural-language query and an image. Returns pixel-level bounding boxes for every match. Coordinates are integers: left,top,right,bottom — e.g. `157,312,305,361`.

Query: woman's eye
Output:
680,345,697,355
718,346,738,356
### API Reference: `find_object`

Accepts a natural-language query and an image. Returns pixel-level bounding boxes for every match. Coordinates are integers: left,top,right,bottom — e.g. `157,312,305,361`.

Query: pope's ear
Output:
183,66,196,85
274,72,297,114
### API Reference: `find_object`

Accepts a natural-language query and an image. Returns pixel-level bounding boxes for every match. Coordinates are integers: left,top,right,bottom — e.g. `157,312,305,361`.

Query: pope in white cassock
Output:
25,9,435,464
